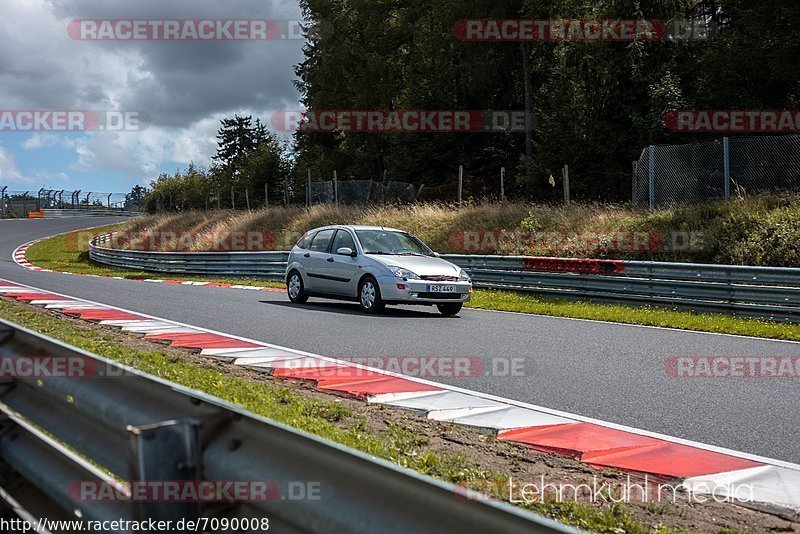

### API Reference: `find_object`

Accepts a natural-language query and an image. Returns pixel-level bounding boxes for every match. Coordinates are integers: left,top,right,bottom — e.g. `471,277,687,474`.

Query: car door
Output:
321,229,360,296
304,228,337,292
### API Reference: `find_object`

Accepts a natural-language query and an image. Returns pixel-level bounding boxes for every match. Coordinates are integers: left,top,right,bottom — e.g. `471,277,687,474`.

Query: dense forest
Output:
147,0,800,207
293,0,800,200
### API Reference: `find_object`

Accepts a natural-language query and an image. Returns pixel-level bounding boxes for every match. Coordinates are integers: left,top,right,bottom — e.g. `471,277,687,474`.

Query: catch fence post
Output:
458,165,463,206
723,137,731,200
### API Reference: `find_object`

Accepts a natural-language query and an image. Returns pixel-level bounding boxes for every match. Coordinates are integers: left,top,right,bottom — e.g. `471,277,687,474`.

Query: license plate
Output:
429,285,456,293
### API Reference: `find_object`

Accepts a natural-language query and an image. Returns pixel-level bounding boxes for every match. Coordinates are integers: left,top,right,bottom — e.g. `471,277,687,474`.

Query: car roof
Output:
312,224,406,233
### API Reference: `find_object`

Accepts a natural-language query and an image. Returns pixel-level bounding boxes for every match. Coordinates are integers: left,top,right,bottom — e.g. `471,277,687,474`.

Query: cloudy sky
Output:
0,0,305,193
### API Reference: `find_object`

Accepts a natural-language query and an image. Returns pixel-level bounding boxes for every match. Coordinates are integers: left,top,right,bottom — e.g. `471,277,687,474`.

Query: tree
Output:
125,185,148,211
293,0,800,201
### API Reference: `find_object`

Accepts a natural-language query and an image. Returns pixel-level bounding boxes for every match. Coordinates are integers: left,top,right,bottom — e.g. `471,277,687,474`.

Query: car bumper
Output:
376,275,472,304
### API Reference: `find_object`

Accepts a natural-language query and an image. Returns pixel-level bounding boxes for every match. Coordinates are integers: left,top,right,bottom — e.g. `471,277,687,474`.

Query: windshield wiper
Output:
398,252,427,257
365,251,393,255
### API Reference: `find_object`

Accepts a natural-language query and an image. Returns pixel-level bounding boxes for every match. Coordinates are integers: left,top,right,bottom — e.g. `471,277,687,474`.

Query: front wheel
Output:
358,276,385,314
437,302,463,316
287,271,308,303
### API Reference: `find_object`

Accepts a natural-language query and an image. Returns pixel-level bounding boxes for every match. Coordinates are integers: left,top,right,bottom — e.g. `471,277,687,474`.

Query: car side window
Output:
331,230,356,253
309,229,336,252
295,232,315,250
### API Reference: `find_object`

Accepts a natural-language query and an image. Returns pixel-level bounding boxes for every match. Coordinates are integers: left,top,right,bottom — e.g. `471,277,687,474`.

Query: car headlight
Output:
458,269,471,282
388,266,420,280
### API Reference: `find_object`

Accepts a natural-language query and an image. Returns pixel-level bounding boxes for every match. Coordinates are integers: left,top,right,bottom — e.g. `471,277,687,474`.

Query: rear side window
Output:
295,232,315,250
309,229,336,252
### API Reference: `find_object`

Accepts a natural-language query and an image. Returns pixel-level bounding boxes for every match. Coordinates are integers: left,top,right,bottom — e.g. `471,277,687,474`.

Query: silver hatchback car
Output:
285,225,472,315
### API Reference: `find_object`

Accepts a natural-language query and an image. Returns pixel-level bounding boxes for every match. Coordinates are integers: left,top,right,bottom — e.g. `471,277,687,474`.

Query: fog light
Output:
397,284,406,289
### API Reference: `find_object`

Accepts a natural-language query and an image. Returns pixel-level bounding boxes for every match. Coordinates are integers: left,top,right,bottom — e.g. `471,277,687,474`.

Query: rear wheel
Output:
437,302,463,316
287,271,308,303
358,276,385,314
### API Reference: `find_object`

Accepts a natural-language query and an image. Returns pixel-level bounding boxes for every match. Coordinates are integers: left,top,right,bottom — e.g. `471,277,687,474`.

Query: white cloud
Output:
0,144,30,184
2,0,305,187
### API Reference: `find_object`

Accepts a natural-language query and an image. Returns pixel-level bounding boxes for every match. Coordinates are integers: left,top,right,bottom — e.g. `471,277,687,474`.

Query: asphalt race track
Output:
1,217,798,462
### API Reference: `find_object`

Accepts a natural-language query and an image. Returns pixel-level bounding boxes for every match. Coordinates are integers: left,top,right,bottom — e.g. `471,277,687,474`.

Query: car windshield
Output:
355,230,433,256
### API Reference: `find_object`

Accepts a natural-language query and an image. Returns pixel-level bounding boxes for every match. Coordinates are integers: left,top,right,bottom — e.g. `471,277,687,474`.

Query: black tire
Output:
287,271,309,303
437,302,463,316
358,276,385,314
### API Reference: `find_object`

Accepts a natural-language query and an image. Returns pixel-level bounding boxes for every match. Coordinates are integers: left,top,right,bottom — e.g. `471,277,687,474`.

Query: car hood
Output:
370,254,462,277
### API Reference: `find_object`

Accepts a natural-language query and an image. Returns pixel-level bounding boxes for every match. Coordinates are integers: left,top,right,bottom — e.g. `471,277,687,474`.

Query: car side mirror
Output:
337,247,355,257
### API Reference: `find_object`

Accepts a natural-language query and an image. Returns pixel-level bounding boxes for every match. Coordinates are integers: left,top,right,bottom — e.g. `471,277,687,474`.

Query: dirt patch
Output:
3,296,798,534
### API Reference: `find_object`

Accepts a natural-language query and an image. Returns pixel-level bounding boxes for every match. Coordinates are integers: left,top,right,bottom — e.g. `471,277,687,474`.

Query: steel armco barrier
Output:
0,319,571,533
89,234,800,323
90,233,289,279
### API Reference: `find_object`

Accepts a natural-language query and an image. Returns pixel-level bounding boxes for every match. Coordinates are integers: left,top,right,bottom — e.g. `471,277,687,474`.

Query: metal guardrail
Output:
89,234,800,322
90,234,288,278
0,318,570,533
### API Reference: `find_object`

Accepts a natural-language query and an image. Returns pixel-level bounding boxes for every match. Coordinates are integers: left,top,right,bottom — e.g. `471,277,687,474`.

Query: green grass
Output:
467,289,800,341
0,299,695,534
23,224,283,288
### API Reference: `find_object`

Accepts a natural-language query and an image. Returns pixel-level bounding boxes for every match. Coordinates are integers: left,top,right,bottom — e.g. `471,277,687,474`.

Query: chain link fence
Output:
308,179,416,205
0,188,136,218
633,135,800,208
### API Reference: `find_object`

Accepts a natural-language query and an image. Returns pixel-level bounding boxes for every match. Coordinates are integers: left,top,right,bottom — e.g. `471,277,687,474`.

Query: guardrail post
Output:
631,161,637,205
723,136,730,200
647,145,655,209
128,419,205,523
562,165,570,206
500,167,505,201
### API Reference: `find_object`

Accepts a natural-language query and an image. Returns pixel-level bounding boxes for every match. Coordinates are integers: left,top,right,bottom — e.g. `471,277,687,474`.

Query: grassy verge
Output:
23,224,283,288
0,298,781,534
122,193,800,265
466,290,800,341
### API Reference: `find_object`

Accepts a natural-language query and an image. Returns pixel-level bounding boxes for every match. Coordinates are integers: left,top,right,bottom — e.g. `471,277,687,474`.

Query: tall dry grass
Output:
117,194,800,266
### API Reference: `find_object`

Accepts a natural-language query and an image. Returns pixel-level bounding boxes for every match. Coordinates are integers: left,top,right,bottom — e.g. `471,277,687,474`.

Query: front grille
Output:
417,292,464,299
420,275,459,282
